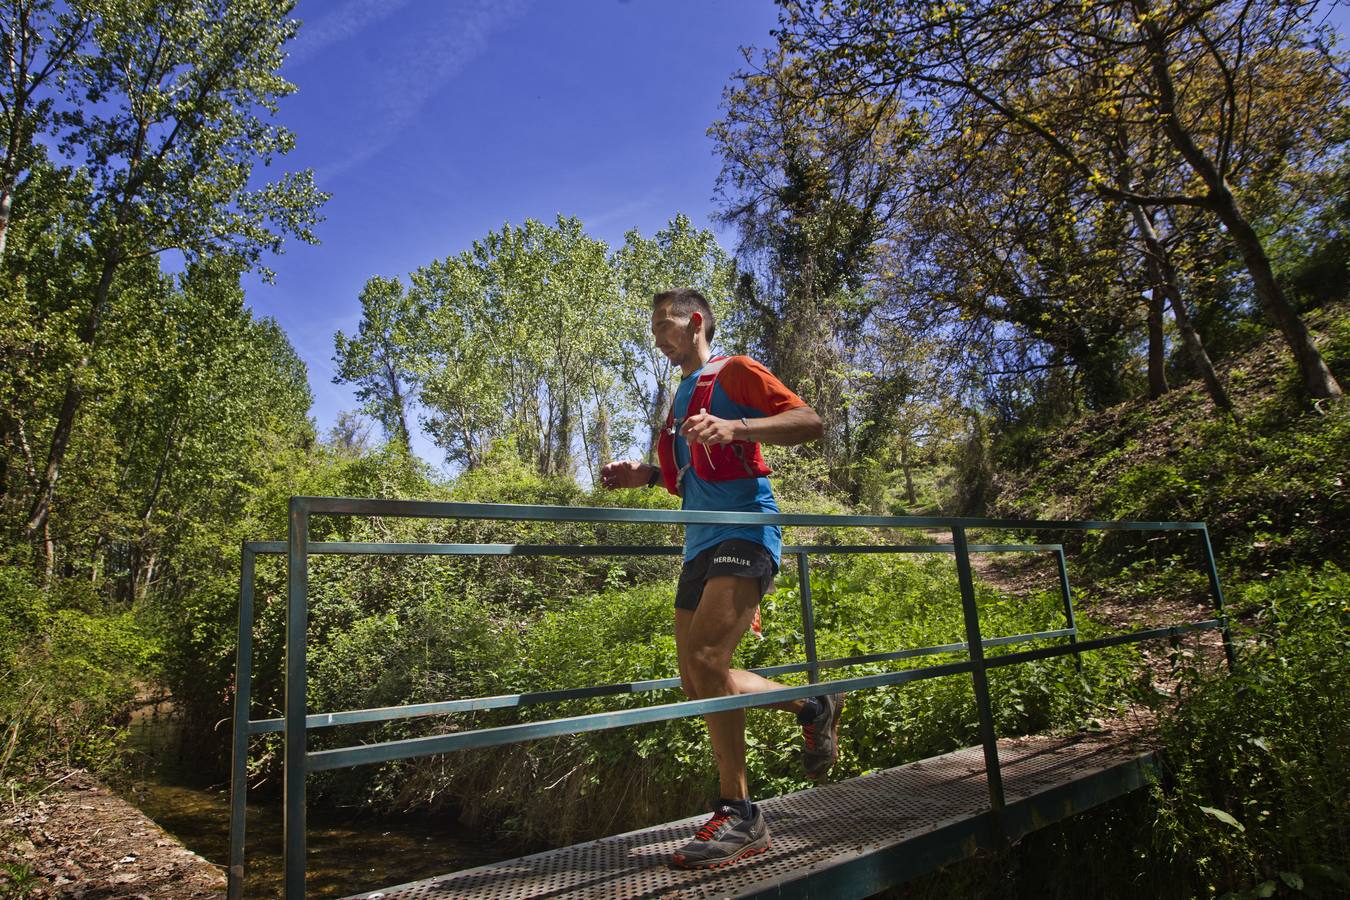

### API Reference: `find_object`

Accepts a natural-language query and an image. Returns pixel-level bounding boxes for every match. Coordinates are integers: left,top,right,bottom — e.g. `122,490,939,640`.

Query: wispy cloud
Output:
287,0,416,68
581,191,665,236
313,0,530,183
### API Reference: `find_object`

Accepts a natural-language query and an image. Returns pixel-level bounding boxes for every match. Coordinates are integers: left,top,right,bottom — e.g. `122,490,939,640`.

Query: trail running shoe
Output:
670,803,770,869
802,693,843,780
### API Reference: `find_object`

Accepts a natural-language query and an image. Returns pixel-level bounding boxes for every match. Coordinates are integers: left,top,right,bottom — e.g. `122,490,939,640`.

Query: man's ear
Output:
689,312,702,337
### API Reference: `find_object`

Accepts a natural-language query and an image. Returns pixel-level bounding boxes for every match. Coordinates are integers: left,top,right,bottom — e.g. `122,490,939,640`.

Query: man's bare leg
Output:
675,575,804,800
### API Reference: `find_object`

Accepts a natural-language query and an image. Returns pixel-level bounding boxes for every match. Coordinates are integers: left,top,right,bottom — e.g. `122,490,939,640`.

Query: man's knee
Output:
686,642,731,692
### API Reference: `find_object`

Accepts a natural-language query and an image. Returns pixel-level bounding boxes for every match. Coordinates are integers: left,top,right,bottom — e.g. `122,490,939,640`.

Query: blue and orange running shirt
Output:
671,355,807,568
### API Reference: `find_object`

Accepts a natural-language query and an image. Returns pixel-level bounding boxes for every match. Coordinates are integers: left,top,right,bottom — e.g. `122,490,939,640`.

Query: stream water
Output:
120,704,516,898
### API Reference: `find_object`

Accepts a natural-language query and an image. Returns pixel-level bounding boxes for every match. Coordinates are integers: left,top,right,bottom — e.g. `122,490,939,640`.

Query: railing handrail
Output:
238,538,1073,735
289,494,1209,531
227,497,1234,899
242,540,1068,555
245,630,1081,735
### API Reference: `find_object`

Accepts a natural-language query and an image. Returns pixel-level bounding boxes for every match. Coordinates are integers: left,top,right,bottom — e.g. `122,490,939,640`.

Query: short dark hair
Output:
653,288,715,342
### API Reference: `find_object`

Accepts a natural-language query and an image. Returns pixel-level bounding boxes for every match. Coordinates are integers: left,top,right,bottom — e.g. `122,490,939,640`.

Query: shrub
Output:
0,566,159,787
1149,564,1350,897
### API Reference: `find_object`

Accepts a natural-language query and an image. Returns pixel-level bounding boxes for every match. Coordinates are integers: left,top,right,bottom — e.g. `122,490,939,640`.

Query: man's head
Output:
651,288,715,370
652,287,714,343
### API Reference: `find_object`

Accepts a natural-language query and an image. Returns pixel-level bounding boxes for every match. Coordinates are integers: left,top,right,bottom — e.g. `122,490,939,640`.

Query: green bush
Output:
0,566,159,787
1149,564,1350,898
881,564,1350,900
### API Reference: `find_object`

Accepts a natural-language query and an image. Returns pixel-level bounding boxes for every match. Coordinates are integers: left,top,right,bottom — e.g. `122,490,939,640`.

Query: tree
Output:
611,213,735,460
782,0,1345,400
409,216,625,477
334,276,420,452
712,48,922,489
0,0,92,262
20,0,326,563
881,120,1146,410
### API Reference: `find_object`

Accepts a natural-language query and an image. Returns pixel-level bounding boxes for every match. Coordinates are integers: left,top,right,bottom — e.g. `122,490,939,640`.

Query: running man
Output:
600,288,843,870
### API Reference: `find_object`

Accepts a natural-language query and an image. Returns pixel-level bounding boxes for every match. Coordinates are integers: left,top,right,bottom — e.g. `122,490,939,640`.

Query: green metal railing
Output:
226,497,1235,899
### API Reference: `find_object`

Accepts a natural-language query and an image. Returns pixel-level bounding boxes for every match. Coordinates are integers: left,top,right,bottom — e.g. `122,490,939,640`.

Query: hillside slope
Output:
989,303,1350,572
894,306,1350,899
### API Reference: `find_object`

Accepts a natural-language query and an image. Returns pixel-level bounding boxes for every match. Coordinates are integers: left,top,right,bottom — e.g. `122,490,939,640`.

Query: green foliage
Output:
888,564,1350,900
332,276,420,449
961,305,1350,897
0,0,327,785
1147,565,1350,897
74,0,326,269
0,566,159,787
391,215,627,475
0,858,39,900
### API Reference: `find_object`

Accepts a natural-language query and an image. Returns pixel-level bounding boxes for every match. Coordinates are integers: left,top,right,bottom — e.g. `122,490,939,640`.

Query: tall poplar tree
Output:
334,277,420,453
20,0,326,564
612,213,735,460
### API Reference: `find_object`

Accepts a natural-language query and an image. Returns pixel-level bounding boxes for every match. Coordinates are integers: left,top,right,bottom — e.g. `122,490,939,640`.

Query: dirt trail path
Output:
3,770,225,898
928,529,1229,721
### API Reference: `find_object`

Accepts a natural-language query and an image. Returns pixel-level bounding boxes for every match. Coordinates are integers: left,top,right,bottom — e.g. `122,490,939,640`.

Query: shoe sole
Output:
670,838,771,870
805,699,844,781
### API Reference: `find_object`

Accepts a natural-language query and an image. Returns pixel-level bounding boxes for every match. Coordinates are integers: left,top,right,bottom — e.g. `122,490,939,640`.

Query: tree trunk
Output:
42,518,53,583
135,551,158,602
591,385,612,472
0,68,27,265
553,389,573,478
900,439,917,507
1145,286,1169,399
1210,190,1342,400
1130,203,1232,413
0,177,14,263
1140,13,1343,401
385,360,412,452
646,379,668,464
24,253,120,554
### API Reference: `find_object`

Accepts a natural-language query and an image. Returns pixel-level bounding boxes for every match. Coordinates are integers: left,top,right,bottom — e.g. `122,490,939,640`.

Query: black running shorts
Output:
675,538,778,612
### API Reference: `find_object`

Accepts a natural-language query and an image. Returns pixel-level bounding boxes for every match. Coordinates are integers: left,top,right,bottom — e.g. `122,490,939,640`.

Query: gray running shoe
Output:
670,803,770,869
802,693,843,780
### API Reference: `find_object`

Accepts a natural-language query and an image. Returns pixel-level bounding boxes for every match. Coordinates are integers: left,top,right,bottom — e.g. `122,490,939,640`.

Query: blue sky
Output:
241,0,782,465
244,1,1348,468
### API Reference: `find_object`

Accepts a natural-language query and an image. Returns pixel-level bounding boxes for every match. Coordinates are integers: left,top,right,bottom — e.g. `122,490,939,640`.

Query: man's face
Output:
651,301,699,363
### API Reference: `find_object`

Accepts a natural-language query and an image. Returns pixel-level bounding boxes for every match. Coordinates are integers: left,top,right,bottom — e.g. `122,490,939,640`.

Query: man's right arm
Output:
599,459,660,490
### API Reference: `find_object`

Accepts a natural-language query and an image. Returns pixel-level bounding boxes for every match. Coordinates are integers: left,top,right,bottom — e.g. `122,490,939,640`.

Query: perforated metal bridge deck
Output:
347,734,1154,900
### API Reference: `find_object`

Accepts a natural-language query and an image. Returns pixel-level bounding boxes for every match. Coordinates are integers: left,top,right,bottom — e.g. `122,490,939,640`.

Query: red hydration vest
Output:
655,356,773,497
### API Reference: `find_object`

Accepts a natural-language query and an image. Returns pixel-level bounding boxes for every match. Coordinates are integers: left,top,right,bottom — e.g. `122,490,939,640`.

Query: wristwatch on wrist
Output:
646,465,660,488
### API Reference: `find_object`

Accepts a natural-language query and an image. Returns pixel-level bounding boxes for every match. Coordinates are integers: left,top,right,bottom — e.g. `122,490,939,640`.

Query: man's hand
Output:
680,408,737,446
600,459,653,490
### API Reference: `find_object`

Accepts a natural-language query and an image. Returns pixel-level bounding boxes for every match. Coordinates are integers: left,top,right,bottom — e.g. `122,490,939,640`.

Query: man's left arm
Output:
679,357,823,448
680,403,822,447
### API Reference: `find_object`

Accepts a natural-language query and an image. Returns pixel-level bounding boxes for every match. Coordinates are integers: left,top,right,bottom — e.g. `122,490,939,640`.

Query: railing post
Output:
796,552,820,684
227,545,255,900
284,501,310,898
952,527,1005,812
1199,526,1237,671
1054,548,1083,674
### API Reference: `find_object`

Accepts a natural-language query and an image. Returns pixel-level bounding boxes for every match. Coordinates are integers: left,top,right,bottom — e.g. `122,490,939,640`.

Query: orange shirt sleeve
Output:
718,356,807,416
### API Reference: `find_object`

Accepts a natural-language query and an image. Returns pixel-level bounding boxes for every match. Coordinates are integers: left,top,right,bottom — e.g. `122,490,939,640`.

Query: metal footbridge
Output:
227,498,1235,898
